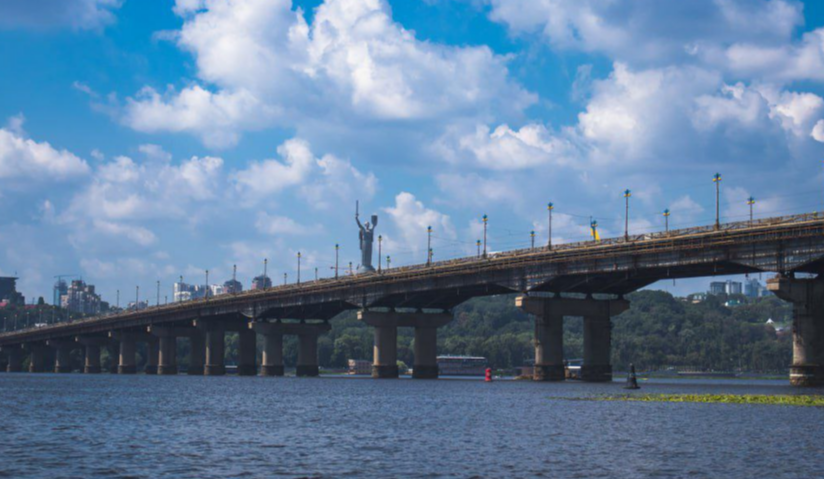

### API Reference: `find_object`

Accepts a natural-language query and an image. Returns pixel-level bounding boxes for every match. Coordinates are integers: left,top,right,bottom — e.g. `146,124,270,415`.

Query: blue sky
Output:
2,0,824,303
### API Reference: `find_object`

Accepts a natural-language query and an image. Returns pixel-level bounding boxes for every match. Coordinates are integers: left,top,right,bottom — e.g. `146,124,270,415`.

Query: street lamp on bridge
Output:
547,202,554,250
663,209,670,233
623,189,632,241
531,230,535,249
378,235,382,273
713,173,722,230
297,252,301,285
335,244,339,279
748,196,755,225
476,239,481,258
482,214,488,258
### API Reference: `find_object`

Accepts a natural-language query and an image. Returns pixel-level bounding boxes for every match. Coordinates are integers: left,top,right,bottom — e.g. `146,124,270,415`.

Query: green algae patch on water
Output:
564,394,824,407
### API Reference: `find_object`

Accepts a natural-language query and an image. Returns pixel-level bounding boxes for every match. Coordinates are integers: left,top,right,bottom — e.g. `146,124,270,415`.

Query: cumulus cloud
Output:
383,192,455,256
123,0,534,146
234,137,376,208
813,120,824,143
0,0,122,31
487,0,802,66
255,212,317,236
0,116,90,180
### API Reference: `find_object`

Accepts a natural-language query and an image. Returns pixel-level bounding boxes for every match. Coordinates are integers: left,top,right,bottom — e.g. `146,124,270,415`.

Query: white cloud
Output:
487,0,802,66
92,220,158,246
0,0,122,31
255,213,316,236
722,29,824,83
234,138,316,199
0,117,90,180
383,192,455,256
434,123,576,170
813,120,824,143
300,153,377,210
123,0,534,146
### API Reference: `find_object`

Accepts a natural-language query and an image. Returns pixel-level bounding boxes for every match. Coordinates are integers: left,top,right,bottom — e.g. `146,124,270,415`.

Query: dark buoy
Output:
485,368,492,382
625,363,640,390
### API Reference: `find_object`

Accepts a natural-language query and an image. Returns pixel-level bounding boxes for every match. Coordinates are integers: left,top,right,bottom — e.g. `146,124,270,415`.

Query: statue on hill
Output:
356,201,377,273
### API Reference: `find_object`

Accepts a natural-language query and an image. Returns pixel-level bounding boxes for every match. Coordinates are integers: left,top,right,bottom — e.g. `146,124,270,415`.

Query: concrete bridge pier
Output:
188,331,205,376
76,337,110,374
46,340,75,373
516,296,565,381
111,332,137,374
581,297,629,383
149,326,198,375
201,324,226,376
359,311,453,379
145,338,159,375
106,342,118,374
250,322,284,376
237,329,257,376
1,346,23,372
297,331,320,377
25,343,48,373
768,275,824,387
359,312,398,378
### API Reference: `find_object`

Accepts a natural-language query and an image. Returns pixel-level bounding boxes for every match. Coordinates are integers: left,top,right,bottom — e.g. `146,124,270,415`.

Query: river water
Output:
0,374,821,478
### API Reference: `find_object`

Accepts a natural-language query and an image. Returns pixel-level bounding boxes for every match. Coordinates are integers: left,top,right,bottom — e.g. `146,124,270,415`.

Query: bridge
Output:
1,212,824,386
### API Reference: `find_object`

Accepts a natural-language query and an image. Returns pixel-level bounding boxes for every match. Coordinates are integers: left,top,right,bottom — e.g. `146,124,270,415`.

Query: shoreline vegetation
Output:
557,394,824,407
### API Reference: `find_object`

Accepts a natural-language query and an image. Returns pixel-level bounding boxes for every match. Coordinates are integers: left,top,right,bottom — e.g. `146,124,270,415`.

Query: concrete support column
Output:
188,331,205,376
145,339,159,375
359,311,453,379
237,329,257,376
158,335,178,375
27,344,47,373
84,345,101,374
768,276,824,387
413,327,438,379
517,296,565,381
47,340,74,373
581,298,628,383
372,324,398,378
3,347,23,373
205,327,226,376
297,332,320,377
106,342,118,374
582,316,612,382
117,333,137,374
260,333,284,376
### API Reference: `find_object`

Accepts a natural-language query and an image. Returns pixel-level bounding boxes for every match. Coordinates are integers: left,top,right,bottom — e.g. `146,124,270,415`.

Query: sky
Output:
2,0,824,304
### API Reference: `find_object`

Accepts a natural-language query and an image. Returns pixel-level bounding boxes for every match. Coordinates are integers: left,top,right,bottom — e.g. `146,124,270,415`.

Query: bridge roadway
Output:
1,212,824,385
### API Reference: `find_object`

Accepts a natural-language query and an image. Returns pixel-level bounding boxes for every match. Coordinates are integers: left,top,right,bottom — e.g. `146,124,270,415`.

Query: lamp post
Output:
378,235,383,273
530,230,535,249
156,280,160,307
297,252,301,285
387,256,391,269
663,209,670,233
547,202,554,250
624,189,632,241
747,196,755,225
232,264,237,294
482,214,488,258
349,262,353,276
335,244,339,279
315,267,318,282
284,272,287,285
263,259,268,290
426,226,433,266
476,239,481,258
116,289,120,309
205,270,209,299
135,286,139,311
179,275,183,302
713,173,722,230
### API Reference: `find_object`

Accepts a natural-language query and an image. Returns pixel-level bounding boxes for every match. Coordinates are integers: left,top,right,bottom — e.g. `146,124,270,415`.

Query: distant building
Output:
128,300,148,311
348,359,371,375
744,278,768,298
709,280,742,296
251,275,272,290
224,279,243,294
709,282,726,295
53,279,68,307
688,293,707,304
174,282,207,302
61,280,101,315
0,277,25,305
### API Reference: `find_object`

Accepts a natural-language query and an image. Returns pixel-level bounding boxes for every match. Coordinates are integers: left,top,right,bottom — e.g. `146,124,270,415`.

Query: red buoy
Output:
485,368,492,382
